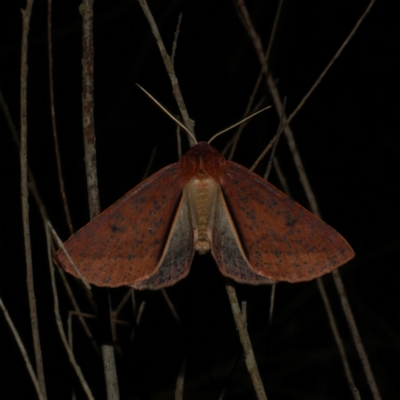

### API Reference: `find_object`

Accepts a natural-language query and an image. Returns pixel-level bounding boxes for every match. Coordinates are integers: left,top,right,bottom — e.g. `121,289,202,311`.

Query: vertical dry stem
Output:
20,1,47,398
138,0,196,147
333,270,382,400
47,0,74,235
102,345,120,400
80,0,100,218
0,297,45,400
175,355,186,400
80,1,119,397
46,225,95,400
226,285,267,400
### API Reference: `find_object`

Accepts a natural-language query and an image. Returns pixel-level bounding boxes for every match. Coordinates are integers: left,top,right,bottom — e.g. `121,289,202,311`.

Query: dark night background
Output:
0,0,399,399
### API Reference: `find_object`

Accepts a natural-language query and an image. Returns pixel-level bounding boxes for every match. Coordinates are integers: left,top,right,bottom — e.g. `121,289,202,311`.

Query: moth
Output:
54,141,354,290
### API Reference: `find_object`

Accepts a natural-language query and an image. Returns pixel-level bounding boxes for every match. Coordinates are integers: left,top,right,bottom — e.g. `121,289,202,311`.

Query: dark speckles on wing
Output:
218,160,355,282
127,253,136,261
54,162,186,288
132,190,194,290
212,186,275,284
284,210,297,228
110,223,126,233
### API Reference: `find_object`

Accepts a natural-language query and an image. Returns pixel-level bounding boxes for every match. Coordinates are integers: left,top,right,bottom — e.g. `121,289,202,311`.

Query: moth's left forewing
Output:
218,161,355,283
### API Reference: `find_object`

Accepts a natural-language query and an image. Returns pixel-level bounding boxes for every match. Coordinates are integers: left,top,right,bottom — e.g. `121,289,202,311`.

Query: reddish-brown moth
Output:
54,141,354,290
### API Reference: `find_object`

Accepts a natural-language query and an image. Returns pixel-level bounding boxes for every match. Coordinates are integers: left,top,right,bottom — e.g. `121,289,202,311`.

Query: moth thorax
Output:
186,177,219,255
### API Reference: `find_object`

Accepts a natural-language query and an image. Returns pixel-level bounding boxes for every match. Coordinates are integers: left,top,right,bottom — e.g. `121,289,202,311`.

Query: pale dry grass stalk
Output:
225,286,268,400
161,289,181,322
80,0,100,219
80,0,119,397
333,269,382,400
20,1,47,398
138,0,196,146
284,0,377,129
102,345,120,400
45,224,95,400
175,355,187,400
47,0,74,235
0,297,45,400
1,26,99,373
229,0,283,159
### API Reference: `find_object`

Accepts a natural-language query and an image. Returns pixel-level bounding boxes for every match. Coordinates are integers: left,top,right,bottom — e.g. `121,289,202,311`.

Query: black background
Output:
0,0,399,399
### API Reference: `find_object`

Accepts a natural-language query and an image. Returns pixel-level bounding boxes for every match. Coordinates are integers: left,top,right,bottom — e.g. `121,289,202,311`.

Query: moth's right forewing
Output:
54,163,185,288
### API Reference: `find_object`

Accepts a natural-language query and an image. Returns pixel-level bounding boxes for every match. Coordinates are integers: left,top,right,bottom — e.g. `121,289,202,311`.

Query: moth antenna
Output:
208,106,271,144
136,83,197,144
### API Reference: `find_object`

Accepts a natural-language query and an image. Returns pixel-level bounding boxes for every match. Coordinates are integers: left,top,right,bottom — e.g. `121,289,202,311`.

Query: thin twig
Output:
130,300,146,341
249,138,274,172
235,0,283,168
230,0,282,158
333,270,381,400
20,2,47,398
80,1,119,397
0,90,49,226
141,147,157,180
137,0,196,146
171,13,183,65
233,8,308,215
176,124,182,159
175,355,186,400
265,71,321,215
45,225,95,400
1,86,98,354
284,0,376,128
136,300,146,326
316,279,359,399
171,12,183,159
218,388,227,400
229,72,264,159
47,0,74,235
161,289,181,322
113,289,135,317
102,345,120,400
225,284,267,400
80,0,100,218
49,222,91,290
263,0,283,73
57,267,99,353
268,284,276,325
272,157,291,197
0,297,45,400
